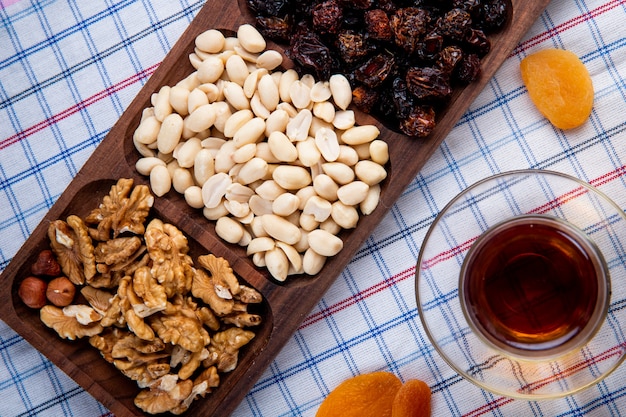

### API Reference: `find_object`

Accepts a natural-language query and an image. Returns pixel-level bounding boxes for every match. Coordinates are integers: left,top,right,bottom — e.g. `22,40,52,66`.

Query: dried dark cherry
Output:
365,9,393,41
312,0,343,34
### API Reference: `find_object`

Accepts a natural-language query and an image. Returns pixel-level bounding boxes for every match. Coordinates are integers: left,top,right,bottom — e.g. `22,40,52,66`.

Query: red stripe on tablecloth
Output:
1,1,622,149
0,63,159,151
511,0,626,55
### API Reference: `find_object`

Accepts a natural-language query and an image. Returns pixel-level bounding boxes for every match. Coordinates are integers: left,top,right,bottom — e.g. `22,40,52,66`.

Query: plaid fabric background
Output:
1,0,626,416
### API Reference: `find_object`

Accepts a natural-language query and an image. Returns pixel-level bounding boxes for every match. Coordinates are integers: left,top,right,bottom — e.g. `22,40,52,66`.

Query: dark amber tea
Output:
461,215,609,359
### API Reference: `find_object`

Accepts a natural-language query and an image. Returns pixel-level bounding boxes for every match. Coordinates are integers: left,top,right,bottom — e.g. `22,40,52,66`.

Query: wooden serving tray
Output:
0,0,551,415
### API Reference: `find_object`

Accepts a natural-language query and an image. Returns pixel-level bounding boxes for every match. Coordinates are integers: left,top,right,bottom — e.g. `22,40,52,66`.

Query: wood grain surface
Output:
0,0,552,415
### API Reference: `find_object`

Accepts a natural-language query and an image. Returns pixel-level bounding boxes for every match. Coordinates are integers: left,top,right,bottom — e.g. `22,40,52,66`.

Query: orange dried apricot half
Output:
316,371,402,417
520,48,594,130
391,379,432,417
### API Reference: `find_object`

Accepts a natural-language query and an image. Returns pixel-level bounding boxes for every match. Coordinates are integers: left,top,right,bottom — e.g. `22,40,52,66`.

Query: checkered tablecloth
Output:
2,0,626,416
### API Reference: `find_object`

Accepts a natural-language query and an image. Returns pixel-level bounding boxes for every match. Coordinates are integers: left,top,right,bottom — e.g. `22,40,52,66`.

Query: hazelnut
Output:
18,276,48,309
31,249,61,276
46,276,76,307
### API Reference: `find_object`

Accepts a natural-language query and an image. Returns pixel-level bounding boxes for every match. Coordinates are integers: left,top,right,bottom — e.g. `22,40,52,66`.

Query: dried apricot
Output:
391,379,431,417
520,49,593,130
316,371,402,417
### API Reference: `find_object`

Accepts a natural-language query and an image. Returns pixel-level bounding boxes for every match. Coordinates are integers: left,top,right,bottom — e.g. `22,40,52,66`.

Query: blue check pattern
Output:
2,0,626,416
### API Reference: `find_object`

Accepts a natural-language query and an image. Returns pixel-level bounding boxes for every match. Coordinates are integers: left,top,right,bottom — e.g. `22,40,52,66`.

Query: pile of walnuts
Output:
18,178,263,415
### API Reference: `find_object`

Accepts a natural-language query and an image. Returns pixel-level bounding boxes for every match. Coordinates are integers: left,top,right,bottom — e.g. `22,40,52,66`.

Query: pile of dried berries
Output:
18,179,263,415
247,0,509,136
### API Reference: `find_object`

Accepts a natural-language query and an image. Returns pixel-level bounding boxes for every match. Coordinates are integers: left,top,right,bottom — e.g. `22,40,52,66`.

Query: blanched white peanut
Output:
297,138,322,167
234,46,260,65
169,85,190,116
150,164,171,197
186,104,216,133
331,201,359,229
369,140,389,165
295,186,316,210
249,194,273,216
197,56,224,84
250,92,271,119
268,131,297,162
193,148,215,185
253,180,284,201
329,74,352,110
337,181,369,206
321,162,355,185
275,241,303,274
256,50,283,70
355,160,387,185
299,213,319,231
272,192,300,216
244,68,268,98
202,172,231,208
273,165,312,190
233,117,265,148
360,183,381,215
320,217,341,235
261,214,301,245
237,24,266,53
333,110,355,130
212,101,232,133
203,202,229,220
232,143,257,164
265,109,290,136
195,29,225,53
224,200,250,218
290,80,312,109
247,236,275,255
224,109,254,138
258,74,280,111
136,156,166,176
315,127,340,162
303,248,326,275
286,109,312,142
175,137,202,168
184,185,205,209
308,229,343,257
154,86,172,122
237,157,268,184
313,174,338,201
172,167,194,193
255,143,279,164
337,145,359,166
188,88,209,114
310,81,332,102
157,113,184,154
223,81,250,110
303,195,332,222
215,216,245,244
313,101,335,124
341,125,380,146
226,183,255,202
265,247,289,281
134,115,161,145
279,69,299,103
199,82,221,103
214,140,237,172
226,54,250,86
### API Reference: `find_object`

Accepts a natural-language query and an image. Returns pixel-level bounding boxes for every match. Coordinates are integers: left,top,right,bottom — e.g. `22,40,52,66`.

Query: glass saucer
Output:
415,170,626,399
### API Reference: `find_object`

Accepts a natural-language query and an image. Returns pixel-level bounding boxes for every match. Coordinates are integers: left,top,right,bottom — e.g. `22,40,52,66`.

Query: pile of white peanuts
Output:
133,24,389,281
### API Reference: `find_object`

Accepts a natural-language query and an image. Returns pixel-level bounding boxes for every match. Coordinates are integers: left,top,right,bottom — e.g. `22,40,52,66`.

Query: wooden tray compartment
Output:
0,0,551,415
